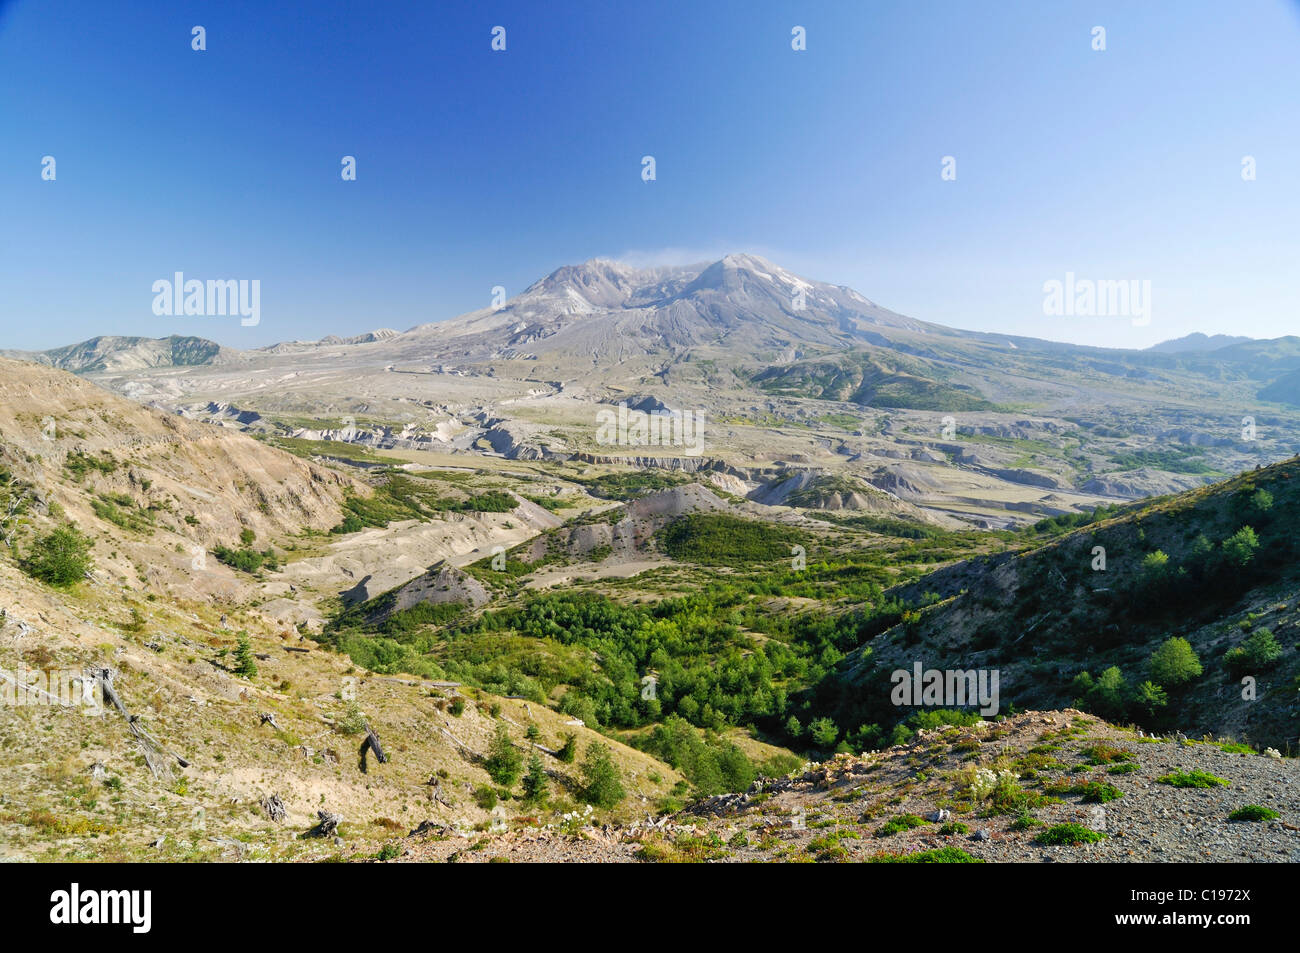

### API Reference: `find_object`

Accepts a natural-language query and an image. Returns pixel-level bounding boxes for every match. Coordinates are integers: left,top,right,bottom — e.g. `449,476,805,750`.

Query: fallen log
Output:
94,668,189,778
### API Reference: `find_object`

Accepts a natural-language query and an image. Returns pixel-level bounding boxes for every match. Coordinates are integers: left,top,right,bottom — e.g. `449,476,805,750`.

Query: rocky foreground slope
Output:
399,710,1299,863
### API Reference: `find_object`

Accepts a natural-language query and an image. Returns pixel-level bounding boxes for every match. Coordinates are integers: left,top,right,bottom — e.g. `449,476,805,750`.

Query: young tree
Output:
1133,680,1168,718
808,717,838,748
1222,526,1260,569
233,631,258,678
522,752,548,802
484,722,522,786
1140,549,1170,579
556,732,577,764
1089,666,1130,720
19,524,93,588
1139,550,1176,605
1148,636,1202,688
579,742,625,809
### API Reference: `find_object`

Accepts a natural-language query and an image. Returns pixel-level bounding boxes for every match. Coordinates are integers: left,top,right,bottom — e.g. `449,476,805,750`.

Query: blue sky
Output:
2,0,1298,351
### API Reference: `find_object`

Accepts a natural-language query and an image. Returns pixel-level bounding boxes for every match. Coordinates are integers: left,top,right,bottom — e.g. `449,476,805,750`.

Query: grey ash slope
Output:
383,253,939,368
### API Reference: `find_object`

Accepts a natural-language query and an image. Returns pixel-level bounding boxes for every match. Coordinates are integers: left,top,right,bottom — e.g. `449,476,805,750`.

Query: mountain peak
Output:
716,252,779,271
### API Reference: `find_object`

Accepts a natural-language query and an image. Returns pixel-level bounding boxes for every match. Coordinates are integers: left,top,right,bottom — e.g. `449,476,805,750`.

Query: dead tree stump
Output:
308,810,342,838
260,794,287,822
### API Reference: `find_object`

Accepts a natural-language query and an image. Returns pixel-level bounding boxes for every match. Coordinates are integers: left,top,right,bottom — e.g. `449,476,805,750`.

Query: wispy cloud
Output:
605,243,805,270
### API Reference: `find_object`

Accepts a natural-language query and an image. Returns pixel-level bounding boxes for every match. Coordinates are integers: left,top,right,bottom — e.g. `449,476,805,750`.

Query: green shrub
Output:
808,717,839,748
91,495,154,533
63,450,117,481
1224,628,1282,675
1035,823,1105,846
877,814,927,837
1081,743,1134,765
868,846,983,863
212,544,265,574
1133,680,1168,717
1074,781,1124,803
1008,812,1042,831
1140,549,1170,582
1221,526,1259,569
1227,805,1278,822
1074,666,1130,721
19,525,93,588
1157,770,1228,789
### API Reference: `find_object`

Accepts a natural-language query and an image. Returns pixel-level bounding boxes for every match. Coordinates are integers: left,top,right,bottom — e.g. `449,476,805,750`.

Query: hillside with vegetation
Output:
1,358,1295,863
814,456,1300,752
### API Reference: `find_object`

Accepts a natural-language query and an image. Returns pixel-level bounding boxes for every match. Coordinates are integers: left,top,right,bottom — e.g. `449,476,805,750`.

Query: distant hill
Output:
0,334,233,373
1259,368,1300,407
1148,332,1253,353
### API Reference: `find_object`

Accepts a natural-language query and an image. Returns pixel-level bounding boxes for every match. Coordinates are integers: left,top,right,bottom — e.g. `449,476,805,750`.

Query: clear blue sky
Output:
2,0,1298,351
